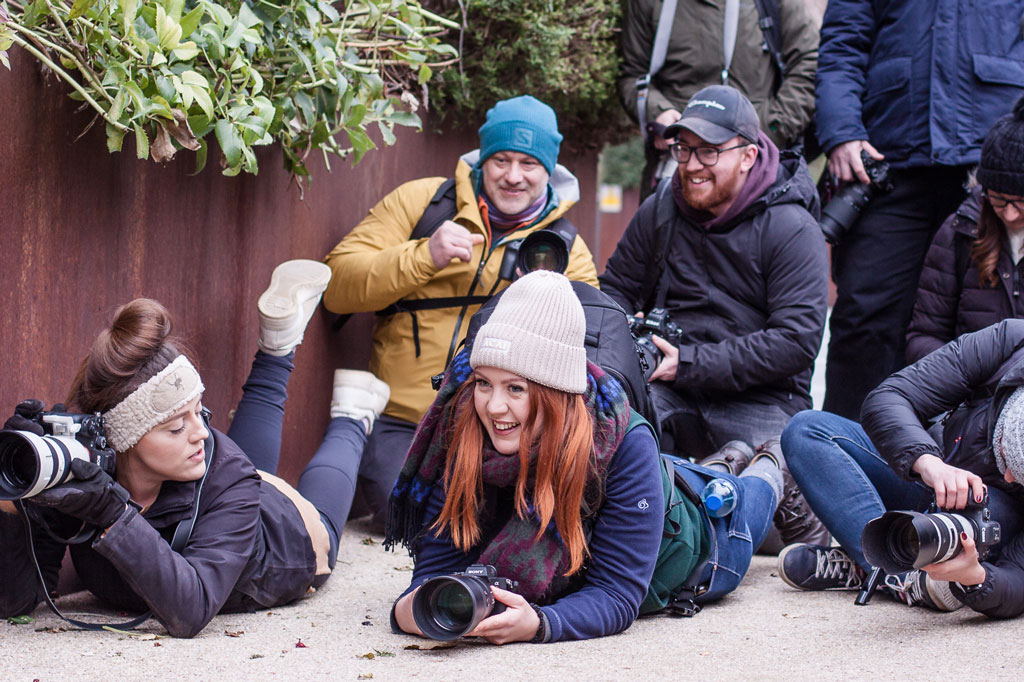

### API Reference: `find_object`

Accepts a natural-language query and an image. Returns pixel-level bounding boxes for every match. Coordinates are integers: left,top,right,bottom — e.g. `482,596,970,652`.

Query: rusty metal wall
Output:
0,49,599,482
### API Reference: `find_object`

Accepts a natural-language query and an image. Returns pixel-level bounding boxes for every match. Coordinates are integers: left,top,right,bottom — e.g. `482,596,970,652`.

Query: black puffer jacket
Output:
0,430,317,637
600,151,827,411
862,320,1024,618
906,186,1024,364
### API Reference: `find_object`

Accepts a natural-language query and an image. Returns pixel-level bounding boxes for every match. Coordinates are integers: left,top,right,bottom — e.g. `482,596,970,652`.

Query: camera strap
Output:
19,425,216,632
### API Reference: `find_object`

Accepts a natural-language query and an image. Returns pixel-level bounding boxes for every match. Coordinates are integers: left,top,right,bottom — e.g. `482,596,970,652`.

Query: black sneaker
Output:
753,439,831,547
778,543,866,591
883,570,964,612
697,440,754,475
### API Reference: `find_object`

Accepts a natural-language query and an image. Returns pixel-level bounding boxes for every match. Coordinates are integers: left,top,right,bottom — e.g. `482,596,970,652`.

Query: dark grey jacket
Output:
862,320,1024,618
906,187,1024,364
0,430,317,637
600,151,827,411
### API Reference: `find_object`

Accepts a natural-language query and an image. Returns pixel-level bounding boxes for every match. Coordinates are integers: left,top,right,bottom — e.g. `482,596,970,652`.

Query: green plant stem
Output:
40,0,115,104
7,32,128,130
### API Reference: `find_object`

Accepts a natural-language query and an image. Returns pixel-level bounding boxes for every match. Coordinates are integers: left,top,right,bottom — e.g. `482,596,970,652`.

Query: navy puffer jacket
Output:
906,187,1024,364
816,0,1024,167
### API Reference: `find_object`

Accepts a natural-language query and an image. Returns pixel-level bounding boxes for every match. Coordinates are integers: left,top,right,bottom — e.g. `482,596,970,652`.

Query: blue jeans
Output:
651,383,793,459
227,351,366,570
781,410,1024,572
669,459,779,603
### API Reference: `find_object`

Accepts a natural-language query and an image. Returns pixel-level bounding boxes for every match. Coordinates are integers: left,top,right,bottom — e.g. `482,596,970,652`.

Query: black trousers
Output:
823,165,969,420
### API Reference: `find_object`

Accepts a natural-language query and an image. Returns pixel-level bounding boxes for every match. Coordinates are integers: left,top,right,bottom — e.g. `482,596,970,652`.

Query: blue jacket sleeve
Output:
541,427,663,641
814,0,875,152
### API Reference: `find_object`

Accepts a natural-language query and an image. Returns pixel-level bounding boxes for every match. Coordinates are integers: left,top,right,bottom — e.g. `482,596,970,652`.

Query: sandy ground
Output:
1,516,1023,682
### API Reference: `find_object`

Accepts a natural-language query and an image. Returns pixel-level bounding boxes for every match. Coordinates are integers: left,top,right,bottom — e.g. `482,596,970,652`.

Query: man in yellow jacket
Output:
322,95,599,528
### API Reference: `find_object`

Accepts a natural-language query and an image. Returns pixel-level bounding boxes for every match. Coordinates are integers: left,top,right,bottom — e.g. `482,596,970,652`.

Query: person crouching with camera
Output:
386,271,664,643
777,320,1024,616
0,260,390,636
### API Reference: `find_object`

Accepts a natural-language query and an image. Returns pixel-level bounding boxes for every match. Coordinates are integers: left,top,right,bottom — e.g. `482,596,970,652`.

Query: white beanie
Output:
993,385,1024,483
470,271,587,393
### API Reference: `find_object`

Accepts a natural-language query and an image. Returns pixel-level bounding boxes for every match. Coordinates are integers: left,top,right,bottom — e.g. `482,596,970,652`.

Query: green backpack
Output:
628,412,710,617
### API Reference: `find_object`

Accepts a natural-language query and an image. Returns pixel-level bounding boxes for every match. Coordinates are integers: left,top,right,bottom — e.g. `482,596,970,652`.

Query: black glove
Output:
29,459,132,530
3,399,46,435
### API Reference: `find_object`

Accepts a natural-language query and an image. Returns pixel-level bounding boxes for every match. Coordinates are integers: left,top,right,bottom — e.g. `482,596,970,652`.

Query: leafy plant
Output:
423,0,631,151
0,0,459,179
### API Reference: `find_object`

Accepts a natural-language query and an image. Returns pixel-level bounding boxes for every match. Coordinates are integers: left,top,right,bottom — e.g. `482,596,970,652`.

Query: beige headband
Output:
103,355,205,452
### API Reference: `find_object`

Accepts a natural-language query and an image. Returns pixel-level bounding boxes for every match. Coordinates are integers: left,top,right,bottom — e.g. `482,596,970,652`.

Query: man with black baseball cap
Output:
601,84,831,552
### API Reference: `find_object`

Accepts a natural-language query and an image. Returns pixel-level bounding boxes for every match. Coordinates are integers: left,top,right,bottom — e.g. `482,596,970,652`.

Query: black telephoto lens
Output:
515,228,571,276
412,575,498,641
819,184,874,246
863,510,965,573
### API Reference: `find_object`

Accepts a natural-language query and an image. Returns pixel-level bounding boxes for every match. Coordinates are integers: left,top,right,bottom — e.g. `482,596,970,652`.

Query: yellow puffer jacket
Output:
323,151,600,424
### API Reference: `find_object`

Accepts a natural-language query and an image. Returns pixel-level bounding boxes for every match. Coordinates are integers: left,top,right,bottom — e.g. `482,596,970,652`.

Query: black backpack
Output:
463,280,656,425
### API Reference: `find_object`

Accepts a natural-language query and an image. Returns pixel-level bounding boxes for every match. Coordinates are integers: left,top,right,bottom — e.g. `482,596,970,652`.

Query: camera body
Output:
861,494,1001,574
629,308,683,380
819,150,894,246
412,564,519,641
0,411,116,500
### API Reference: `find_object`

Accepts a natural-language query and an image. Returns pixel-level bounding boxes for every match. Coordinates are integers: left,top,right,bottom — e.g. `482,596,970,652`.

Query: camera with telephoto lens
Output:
819,150,894,246
629,308,683,381
861,494,1001,574
498,223,574,281
412,564,519,641
0,411,116,501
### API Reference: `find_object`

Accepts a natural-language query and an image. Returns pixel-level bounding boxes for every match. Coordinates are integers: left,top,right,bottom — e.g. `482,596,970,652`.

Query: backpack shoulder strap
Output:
751,0,785,77
636,0,679,141
638,178,677,311
411,178,458,240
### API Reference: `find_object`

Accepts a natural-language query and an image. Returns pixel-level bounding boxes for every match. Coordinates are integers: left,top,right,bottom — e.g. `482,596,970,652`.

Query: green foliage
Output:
599,136,644,189
0,0,459,180
424,0,630,150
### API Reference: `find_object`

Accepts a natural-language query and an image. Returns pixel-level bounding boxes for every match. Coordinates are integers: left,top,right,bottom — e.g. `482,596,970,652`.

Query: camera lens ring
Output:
412,575,496,641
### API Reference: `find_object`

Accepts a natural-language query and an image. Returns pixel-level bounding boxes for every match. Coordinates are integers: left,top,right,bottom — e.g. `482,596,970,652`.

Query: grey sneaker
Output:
778,543,866,591
753,438,831,547
883,570,964,612
697,440,755,475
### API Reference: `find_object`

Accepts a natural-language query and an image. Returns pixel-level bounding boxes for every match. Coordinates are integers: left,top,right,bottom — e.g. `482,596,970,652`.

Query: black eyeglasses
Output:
668,142,750,166
984,190,1024,211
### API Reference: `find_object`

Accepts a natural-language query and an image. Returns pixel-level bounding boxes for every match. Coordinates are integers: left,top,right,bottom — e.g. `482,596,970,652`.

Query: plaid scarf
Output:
384,349,630,602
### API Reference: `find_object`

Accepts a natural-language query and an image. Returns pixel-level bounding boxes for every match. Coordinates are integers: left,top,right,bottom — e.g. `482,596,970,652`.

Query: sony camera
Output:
819,150,894,246
412,564,519,641
498,223,574,281
629,308,683,380
0,411,115,500
861,494,1001,574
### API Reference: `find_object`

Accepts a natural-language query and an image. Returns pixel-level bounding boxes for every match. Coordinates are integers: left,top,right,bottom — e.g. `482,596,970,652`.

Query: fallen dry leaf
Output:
358,675,374,680
360,537,376,545
295,639,307,648
224,630,245,638
357,652,375,660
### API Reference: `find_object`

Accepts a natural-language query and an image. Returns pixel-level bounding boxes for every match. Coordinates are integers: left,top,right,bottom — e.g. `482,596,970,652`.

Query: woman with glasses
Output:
906,97,1024,363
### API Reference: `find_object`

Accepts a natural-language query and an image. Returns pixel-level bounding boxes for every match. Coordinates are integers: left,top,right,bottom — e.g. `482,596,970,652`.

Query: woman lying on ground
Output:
779,319,1024,617
0,260,390,637
906,96,1024,364
385,270,795,643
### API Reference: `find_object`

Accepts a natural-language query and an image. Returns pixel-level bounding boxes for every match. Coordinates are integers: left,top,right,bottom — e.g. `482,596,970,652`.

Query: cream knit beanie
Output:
470,271,587,393
993,385,1024,483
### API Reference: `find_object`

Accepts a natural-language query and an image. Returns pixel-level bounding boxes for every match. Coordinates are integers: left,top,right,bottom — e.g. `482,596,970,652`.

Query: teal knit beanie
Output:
477,95,562,175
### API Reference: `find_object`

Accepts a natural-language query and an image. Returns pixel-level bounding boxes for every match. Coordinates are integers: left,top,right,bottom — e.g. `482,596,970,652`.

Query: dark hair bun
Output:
69,298,184,413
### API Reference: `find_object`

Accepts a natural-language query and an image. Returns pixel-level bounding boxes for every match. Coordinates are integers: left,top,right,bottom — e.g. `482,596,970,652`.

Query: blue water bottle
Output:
700,478,737,518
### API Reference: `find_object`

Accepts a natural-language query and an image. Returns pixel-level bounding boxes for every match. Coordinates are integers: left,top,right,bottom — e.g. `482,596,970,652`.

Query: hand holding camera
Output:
411,564,522,641
911,454,987,510
629,308,684,381
29,459,131,530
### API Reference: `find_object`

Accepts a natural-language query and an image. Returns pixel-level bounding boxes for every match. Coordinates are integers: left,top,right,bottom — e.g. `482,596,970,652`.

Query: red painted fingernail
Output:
961,532,968,541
